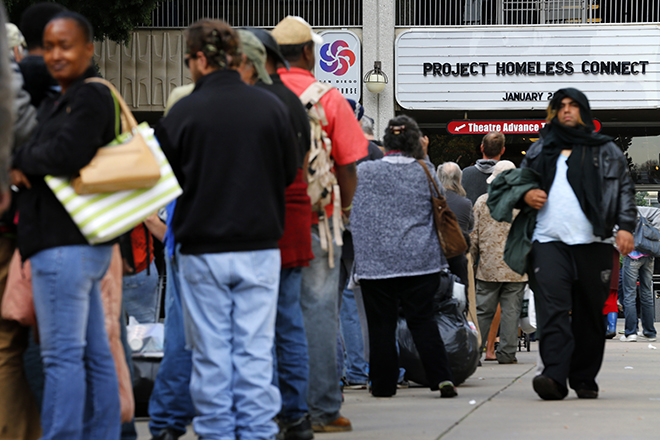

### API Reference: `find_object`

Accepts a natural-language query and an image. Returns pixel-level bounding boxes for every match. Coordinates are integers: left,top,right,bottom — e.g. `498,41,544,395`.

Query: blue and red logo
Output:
319,40,356,76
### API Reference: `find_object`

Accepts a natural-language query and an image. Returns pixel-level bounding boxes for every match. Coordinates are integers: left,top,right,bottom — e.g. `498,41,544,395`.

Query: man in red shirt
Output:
273,16,368,434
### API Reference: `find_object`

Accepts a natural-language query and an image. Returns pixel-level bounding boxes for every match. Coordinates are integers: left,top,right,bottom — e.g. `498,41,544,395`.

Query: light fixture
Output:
363,61,388,94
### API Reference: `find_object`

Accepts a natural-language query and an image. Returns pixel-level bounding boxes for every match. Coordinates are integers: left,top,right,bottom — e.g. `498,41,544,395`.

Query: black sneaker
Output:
439,381,458,398
575,388,599,399
533,375,568,400
280,414,314,440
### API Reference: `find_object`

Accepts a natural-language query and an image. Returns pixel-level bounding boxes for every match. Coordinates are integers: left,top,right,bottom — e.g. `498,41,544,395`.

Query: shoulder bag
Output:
72,78,161,194
633,215,660,257
417,160,468,259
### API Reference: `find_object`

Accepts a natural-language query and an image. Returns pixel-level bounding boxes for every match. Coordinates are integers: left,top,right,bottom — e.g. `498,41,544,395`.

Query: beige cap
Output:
6,23,26,50
272,16,323,46
237,29,272,85
486,160,516,184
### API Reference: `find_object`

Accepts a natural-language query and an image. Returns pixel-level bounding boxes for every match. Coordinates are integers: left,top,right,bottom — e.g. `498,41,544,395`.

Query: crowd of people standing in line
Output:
0,2,646,440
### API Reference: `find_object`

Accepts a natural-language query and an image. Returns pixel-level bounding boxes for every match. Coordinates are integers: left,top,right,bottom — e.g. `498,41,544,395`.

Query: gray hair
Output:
361,115,375,136
437,161,466,197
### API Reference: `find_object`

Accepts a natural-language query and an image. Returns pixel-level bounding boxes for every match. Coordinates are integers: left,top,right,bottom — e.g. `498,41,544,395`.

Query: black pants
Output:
361,273,453,397
529,241,612,392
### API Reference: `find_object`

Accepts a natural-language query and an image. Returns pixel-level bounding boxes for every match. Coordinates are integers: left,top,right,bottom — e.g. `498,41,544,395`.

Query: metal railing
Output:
143,0,362,28
397,0,660,26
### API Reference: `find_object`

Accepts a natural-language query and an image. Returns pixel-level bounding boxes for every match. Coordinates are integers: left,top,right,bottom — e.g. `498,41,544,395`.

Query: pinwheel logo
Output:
319,40,356,76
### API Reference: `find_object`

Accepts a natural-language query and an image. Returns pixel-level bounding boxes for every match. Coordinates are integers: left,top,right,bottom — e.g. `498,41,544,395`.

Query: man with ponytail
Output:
157,19,298,440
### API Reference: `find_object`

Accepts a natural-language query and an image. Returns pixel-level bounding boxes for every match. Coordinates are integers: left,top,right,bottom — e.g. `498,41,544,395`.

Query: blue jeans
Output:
340,283,368,384
273,267,310,422
149,252,195,435
177,248,281,440
31,245,120,440
123,260,160,323
119,303,138,440
301,223,343,424
622,256,657,338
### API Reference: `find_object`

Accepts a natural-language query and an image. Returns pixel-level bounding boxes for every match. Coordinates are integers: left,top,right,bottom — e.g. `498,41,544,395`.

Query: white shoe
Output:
620,334,637,342
637,332,657,342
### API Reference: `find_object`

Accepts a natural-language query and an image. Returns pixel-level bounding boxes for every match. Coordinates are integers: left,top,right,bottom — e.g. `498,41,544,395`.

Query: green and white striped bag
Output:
45,123,182,244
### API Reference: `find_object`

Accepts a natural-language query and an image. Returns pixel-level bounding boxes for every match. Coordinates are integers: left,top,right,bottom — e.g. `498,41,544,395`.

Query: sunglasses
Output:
184,54,196,68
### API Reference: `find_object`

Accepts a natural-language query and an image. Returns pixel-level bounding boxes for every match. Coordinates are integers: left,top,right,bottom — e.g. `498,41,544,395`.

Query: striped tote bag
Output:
45,123,182,244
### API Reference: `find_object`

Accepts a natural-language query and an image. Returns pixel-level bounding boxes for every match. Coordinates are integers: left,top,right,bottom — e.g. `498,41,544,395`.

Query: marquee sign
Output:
446,119,602,135
395,26,660,111
314,30,361,102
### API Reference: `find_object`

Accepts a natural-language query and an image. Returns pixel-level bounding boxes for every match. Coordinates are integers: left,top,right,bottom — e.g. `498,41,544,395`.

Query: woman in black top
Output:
11,12,121,440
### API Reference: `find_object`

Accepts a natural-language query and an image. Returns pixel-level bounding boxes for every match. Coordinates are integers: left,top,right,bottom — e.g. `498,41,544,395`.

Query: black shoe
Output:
151,427,184,440
439,381,458,398
575,388,599,399
533,375,568,400
280,414,314,440
605,331,616,339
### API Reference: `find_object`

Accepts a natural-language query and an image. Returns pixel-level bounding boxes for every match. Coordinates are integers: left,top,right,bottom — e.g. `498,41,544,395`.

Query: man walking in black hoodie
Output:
156,20,298,440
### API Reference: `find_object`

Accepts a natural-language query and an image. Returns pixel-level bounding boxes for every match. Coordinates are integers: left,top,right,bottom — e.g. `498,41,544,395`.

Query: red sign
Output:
446,119,602,135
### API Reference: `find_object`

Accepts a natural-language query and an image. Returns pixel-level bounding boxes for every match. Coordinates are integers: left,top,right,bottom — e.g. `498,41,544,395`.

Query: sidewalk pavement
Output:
136,320,660,439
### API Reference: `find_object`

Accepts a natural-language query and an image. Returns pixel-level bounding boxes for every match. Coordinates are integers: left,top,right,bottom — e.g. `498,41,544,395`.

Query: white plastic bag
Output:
519,285,536,334
126,316,164,357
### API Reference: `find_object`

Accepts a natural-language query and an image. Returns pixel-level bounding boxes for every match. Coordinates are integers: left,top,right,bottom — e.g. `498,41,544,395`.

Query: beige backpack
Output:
299,82,343,268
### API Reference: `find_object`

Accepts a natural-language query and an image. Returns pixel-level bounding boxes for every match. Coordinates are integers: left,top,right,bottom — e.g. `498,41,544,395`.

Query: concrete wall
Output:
362,0,395,138
95,30,193,112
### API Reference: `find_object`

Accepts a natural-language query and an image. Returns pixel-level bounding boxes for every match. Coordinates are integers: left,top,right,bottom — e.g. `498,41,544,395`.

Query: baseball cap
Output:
6,23,27,50
246,28,289,69
486,160,516,184
237,29,272,85
272,16,323,46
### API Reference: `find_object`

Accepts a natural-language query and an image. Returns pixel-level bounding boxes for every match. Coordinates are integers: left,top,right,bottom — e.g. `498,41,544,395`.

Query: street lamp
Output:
363,61,388,94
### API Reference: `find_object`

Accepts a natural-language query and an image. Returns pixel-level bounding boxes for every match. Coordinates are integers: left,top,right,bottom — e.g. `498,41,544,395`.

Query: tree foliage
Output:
6,0,162,43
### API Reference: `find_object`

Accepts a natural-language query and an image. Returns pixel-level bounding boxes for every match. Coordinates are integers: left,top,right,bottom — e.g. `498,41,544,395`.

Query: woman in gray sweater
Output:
351,115,456,398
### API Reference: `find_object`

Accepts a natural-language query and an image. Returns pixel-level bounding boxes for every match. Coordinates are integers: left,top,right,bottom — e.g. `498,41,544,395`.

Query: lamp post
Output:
363,61,388,94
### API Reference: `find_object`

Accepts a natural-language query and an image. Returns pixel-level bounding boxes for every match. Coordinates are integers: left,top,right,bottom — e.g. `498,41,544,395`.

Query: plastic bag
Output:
519,285,536,334
397,271,480,386
126,316,164,357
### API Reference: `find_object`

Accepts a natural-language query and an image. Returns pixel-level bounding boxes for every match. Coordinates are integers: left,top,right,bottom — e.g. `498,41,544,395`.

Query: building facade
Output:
95,0,660,189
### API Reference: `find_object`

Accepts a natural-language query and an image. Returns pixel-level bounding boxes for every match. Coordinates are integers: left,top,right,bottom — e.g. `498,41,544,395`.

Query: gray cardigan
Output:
351,154,447,280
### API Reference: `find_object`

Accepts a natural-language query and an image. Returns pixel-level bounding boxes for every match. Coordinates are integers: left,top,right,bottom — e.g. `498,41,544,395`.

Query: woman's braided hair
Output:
185,19,242,69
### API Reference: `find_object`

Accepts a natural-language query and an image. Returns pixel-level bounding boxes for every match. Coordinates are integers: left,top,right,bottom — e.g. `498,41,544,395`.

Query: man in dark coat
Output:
521,88,635,401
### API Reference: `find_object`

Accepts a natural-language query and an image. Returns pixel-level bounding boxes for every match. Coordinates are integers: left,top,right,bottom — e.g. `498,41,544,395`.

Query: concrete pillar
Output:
362,0,395,139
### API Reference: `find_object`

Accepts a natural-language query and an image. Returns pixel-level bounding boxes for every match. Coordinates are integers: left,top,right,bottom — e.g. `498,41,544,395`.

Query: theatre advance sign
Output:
446,119,602,135
395,26,660,111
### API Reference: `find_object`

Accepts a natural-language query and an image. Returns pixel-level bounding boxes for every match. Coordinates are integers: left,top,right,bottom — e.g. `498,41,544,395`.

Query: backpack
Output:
299,82,343,268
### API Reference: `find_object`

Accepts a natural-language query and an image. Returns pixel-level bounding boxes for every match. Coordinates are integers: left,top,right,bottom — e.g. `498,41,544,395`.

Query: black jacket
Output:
521,137,637,237
156,70,298,254
12,68,116,259
256,73,310,168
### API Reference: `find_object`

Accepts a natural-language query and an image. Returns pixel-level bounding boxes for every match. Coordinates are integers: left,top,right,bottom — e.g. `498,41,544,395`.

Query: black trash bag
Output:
396,272,479,386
